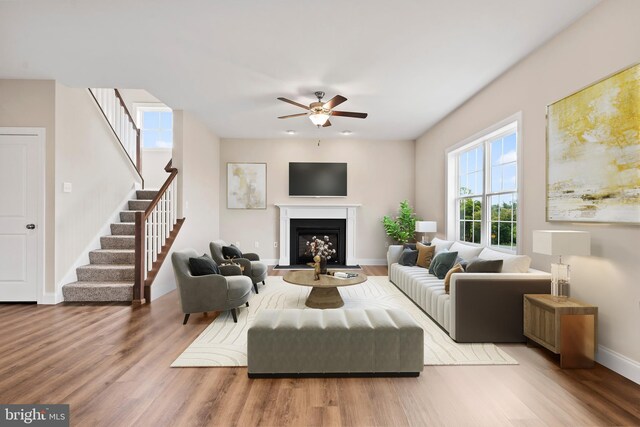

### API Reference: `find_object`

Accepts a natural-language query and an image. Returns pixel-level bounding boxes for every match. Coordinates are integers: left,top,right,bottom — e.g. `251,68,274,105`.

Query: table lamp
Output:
415,221,437,244
532,230,590,298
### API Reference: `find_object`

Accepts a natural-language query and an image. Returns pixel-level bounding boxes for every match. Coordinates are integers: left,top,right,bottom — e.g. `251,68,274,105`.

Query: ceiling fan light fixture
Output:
309,112,330,127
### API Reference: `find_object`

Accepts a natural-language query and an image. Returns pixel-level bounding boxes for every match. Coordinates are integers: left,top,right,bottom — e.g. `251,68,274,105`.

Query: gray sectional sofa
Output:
388,238,551,343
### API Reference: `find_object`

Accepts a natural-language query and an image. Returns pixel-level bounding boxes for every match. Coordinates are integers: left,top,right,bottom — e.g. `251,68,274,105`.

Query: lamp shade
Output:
415,221,437,233
532,230,590,256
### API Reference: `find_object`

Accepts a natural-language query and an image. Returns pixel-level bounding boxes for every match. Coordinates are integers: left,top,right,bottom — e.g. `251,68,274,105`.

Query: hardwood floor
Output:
1,266,638,426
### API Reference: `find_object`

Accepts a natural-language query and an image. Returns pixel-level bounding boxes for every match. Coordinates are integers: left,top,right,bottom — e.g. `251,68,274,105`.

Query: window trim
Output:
445,112,523,253
134,103,173,152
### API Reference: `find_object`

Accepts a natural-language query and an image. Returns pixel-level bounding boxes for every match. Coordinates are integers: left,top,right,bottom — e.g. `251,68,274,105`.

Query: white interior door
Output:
0,131,43,302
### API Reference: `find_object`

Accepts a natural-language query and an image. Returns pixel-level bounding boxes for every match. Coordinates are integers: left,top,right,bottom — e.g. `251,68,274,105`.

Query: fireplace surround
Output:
276,204,360,266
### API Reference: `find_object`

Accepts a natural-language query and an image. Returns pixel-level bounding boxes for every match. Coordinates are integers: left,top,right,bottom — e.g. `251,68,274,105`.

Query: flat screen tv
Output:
289,162,347,197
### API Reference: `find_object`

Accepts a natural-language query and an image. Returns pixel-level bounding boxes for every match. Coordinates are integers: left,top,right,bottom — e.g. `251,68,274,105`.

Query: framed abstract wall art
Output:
546,63,639,224
227,162,267,209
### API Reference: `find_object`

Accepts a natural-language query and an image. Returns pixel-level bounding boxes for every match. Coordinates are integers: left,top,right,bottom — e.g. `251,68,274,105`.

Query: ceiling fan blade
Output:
323,95,347,110
331,111,368,119
322,120,332,127
278,113,308,119
277,97,309,110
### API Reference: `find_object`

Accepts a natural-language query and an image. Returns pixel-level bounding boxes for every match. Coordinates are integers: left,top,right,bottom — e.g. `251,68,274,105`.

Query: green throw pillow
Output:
429,251,459,279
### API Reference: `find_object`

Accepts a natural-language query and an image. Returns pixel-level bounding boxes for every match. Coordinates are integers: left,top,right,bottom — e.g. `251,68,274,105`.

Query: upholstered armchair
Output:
171,249,253,324
210,240,268,294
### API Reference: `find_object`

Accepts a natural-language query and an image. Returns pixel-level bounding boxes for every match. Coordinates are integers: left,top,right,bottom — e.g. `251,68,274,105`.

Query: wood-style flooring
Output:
0,266,638,426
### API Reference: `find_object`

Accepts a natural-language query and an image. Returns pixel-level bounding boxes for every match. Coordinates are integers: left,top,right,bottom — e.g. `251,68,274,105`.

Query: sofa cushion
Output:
478,248,531,273
444,263,464,293
188,254,220,276
450,242,484,261
429,251,459,279
466,258,503,273
398,249,419,266
416,242,435,268
431,237,454,255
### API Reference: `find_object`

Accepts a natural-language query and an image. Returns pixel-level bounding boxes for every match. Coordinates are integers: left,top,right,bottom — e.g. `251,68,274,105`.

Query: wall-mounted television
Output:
289,162,347,197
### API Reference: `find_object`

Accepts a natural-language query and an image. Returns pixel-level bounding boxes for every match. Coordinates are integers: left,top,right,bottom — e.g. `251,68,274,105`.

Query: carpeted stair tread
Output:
77,264,135,282
100,235,135,249
110,222,135,236
128,199,151,210
136,189,159,200
62,281,133,302
119,211,141,222
89,249,135,265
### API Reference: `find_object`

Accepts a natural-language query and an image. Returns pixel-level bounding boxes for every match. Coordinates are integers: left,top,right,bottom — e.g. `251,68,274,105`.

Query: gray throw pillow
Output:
398,249,419,266
465,258,503,273
429,251,459,279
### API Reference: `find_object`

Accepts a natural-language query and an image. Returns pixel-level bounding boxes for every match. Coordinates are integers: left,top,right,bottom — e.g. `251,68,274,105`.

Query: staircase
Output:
62,189,158,302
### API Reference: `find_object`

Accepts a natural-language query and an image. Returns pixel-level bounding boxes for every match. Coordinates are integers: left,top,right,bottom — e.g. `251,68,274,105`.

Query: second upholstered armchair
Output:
210,240,268,294
171,249,253,324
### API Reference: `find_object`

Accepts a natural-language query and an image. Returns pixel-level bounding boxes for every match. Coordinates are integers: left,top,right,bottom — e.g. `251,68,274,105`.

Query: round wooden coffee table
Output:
283,270,367,309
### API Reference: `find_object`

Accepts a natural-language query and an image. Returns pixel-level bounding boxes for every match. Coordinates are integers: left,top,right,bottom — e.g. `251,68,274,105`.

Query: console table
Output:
523,294,597,368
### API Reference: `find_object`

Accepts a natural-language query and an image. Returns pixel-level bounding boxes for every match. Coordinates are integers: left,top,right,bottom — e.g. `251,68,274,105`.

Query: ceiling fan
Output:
277,91,368,128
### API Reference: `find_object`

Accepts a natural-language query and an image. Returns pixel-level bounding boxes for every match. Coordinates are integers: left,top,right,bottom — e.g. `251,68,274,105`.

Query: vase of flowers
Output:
305,235,336,274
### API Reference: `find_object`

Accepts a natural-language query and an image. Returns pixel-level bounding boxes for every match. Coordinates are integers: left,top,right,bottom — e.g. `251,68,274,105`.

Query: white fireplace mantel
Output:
276,203,361,266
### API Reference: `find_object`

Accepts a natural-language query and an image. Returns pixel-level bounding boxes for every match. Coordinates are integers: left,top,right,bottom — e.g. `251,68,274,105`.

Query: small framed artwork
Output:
546,63,639,224
227,162,267,209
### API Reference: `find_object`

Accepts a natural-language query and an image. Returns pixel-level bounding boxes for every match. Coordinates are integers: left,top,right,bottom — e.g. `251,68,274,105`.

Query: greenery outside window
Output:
449,119,520,252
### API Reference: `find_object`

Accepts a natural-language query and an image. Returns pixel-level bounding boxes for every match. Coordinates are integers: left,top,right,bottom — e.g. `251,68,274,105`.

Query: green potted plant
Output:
382,200,420,266
382,200,419,244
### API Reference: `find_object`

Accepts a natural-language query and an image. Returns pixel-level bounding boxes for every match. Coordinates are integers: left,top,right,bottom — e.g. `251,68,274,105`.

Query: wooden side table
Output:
523,294,598,368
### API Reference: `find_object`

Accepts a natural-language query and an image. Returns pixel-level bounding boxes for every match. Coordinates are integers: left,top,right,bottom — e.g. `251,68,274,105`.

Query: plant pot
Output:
319,256,328,274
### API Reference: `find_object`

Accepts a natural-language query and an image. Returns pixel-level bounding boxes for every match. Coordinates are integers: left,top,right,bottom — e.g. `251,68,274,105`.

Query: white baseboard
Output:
40,291,63,305
262,258,278,266
354,258,387,266
597,345,640,385
56,188,138,295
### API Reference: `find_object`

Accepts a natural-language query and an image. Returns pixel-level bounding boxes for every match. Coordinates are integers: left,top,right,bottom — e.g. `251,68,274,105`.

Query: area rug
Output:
171,276,517,367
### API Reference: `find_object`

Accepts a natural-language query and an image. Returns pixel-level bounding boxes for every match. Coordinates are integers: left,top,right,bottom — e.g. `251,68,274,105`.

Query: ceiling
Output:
0,0,600,140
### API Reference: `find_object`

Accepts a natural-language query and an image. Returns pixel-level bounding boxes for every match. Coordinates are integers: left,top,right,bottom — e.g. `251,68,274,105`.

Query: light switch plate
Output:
63,182,72,193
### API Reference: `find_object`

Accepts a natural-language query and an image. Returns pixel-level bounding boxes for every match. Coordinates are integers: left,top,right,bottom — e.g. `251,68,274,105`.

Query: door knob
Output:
26,224,36,230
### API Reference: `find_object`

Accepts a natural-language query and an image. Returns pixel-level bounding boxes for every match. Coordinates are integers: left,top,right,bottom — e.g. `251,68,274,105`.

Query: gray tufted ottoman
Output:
247,308,424,377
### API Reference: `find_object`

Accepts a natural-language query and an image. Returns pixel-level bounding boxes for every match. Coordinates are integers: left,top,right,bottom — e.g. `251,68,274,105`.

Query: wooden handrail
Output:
143,170,177,220
133,158,183,303
114,89,142,173
88,88,144,185
114,89,140,132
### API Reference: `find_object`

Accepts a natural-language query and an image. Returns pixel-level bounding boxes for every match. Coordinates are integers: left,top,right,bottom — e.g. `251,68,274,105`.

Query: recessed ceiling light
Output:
286,130,296,135
341,130,353,135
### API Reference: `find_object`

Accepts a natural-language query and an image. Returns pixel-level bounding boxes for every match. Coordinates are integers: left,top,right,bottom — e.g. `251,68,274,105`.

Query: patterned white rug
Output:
171,276,517,367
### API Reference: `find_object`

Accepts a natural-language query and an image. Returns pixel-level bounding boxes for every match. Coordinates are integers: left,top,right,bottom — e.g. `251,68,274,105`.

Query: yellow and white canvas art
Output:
227,163,267,209
547,64,640,223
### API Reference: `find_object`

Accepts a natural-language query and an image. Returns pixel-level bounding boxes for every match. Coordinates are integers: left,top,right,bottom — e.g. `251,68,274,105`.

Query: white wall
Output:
0,80,56,294
142,150,172,189
54,83,142,288
218,138,416,264
150,110,221,300
415,0,640,381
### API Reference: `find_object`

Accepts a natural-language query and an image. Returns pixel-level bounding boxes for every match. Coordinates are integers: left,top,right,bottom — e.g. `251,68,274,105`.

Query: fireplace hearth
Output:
290,219,346,266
